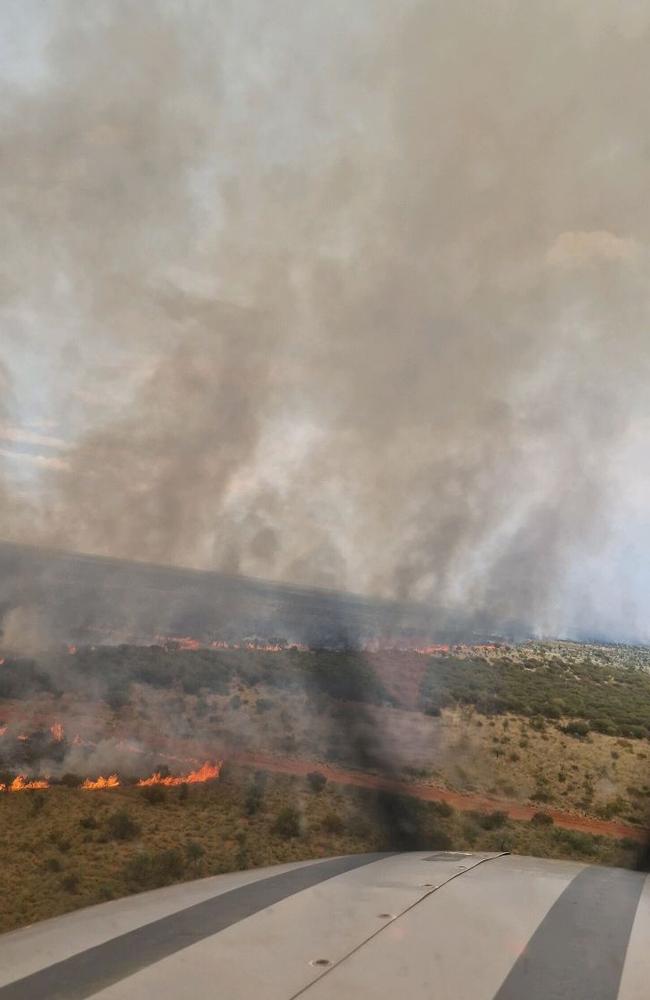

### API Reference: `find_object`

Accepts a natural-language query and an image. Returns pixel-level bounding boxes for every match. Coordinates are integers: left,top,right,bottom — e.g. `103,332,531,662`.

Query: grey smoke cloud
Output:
2,1,650,638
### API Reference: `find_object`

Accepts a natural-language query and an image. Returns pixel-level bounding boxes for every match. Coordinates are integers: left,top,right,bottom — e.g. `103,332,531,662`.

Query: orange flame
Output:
81,774,120,790
0,775,50,792
137,760,222,787
50,722,64,742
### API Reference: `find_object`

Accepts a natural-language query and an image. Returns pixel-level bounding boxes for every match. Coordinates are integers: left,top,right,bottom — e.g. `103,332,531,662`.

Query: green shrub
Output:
429,800,454,819
478,811,508,830
562,720,590,739
531,811,553,826
244,783,263,815
140,784,167,805
554,828,596,855
306,771,327,793
272,806,301,838
106,809,140,841
61,873,79,893
48,832,71,852
595,797,628,819
60,773,82,788
185,841,205,863
123,849,185,890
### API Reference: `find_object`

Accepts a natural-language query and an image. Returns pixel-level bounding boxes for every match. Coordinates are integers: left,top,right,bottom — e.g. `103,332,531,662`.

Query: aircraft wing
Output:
0,851,647,999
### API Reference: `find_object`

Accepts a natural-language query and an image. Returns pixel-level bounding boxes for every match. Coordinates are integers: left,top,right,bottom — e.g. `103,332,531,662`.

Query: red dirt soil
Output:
2,699,645,843
229,750,648,844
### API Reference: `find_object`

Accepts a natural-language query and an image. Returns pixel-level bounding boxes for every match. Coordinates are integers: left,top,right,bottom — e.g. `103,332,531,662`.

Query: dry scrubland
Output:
1,640,650,931
0,764,639,934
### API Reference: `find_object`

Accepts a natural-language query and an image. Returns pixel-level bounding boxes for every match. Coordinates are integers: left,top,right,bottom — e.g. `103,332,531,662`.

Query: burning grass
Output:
1,637,649,937
0,776,49,792
136,761,222,787
0,762,222,794
0,763,641,935
81,775,120,791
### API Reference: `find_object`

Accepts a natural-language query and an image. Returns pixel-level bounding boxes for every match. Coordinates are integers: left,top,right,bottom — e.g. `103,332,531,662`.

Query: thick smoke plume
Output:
2,2,650,638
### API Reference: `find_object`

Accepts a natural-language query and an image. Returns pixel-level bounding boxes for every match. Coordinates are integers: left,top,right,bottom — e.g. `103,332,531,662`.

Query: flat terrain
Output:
0,765,640,934
1,638,650,931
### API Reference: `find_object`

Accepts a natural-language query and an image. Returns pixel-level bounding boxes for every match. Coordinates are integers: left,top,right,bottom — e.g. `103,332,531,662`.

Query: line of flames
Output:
81,774,120,790
154,636,502,656
1,760,222,792
136,760,222,786
0,776,50,792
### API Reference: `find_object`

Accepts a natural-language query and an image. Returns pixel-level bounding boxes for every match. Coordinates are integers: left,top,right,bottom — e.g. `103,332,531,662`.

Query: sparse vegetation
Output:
306,771,327,793
106,809,140,841
2,639,650,935
272,806,301,838
420,652,650,738
0,764,642,934
140,784,167,805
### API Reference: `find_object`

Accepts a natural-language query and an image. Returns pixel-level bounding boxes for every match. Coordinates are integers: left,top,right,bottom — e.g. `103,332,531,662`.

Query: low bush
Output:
60,773,82,788
140,785,167,805
123,849,185,890
562,721,590,739
429,800,454,819
185,841,205,863
272,806,301,838
321,812,345,834
106,809,141,841
477,811,508,830
306,771,327,793
61,873,79,893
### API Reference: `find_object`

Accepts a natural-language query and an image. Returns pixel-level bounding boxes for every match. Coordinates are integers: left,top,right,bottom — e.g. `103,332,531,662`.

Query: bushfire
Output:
0,761,222,793
0,776,50,792
81,774,120,790
50,722,64,742
136,760,222,786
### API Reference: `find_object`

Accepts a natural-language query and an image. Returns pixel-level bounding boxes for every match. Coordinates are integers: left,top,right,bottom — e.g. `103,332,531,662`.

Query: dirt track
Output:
230,750,648,843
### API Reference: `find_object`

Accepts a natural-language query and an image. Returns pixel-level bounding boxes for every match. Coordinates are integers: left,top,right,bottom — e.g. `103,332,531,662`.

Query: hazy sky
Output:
2,1,650,639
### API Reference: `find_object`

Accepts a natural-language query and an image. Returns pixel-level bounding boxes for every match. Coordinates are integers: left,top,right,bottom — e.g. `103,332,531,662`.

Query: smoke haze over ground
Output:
2,2,650,639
